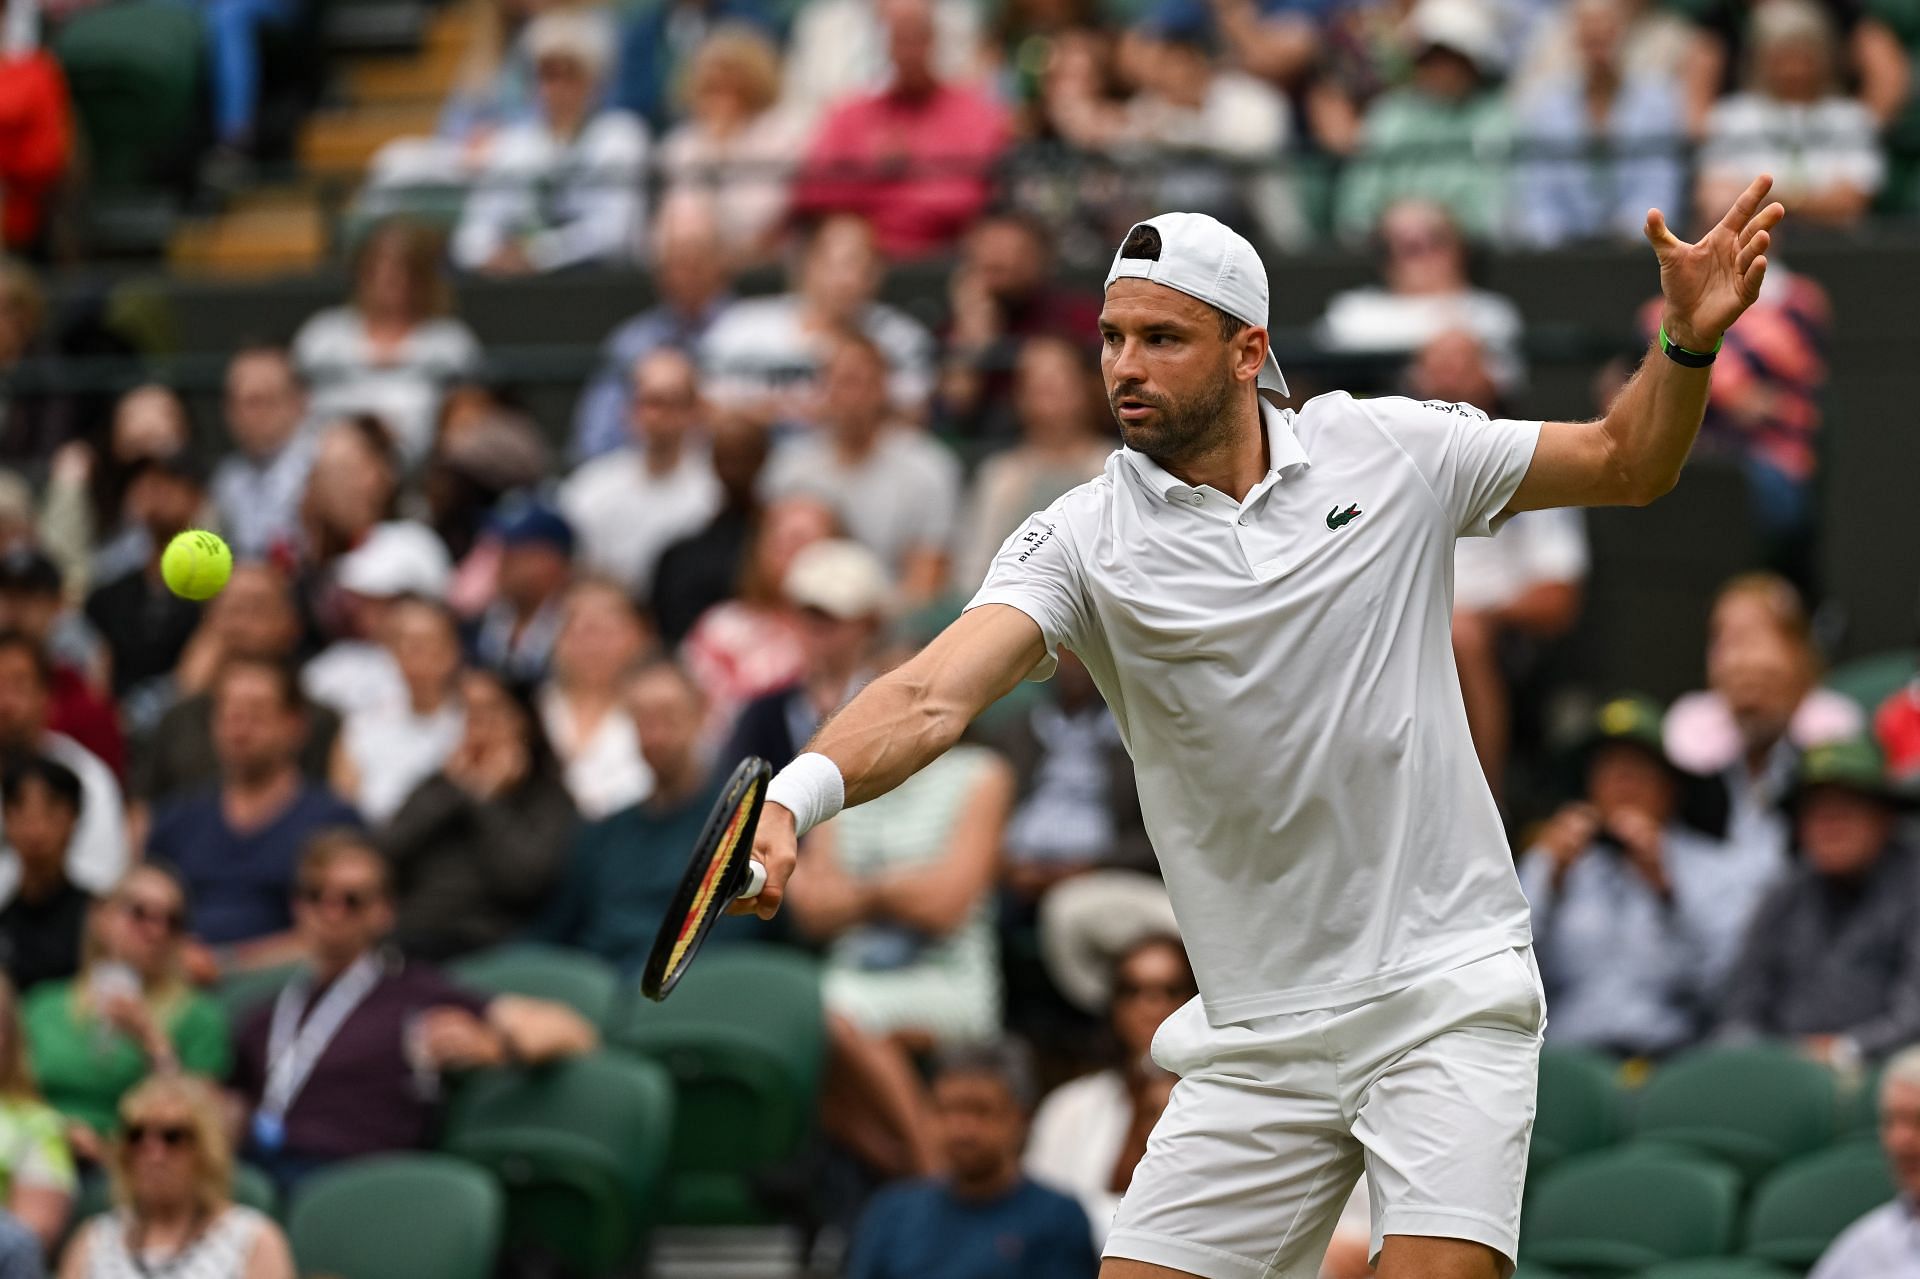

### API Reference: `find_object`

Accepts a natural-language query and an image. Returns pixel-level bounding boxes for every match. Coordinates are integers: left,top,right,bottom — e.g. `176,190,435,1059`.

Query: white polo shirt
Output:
967,392,1542,1022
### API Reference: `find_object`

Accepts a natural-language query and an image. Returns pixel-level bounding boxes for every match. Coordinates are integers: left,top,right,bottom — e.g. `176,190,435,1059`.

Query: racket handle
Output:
738,859,768,900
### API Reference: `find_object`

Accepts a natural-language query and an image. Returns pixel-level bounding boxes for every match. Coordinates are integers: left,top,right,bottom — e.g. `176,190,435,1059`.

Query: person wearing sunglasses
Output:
59,1074,294,1279
24,868,228,1163
231,831,594,1195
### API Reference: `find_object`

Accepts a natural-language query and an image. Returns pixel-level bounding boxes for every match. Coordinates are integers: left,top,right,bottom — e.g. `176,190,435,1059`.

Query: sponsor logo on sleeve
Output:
1016,520,1057,563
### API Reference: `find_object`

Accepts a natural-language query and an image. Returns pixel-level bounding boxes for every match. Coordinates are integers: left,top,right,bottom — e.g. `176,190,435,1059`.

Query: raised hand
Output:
1644,174,1787,352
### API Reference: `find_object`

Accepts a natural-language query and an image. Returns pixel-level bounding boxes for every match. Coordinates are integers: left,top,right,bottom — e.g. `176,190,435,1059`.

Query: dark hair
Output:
0,632,50,691
931,1038,1039,1111
1,754,82,816
459,666,564,790
1111,932,1194,998
212,656,303,712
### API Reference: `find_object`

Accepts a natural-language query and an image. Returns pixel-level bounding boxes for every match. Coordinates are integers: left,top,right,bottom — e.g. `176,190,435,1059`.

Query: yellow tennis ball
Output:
160,530,233,601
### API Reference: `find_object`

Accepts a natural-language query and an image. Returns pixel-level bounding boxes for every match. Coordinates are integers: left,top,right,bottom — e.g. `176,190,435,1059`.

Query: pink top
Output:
1662,687,1865,775
791,82,1011,259
681,601,806,738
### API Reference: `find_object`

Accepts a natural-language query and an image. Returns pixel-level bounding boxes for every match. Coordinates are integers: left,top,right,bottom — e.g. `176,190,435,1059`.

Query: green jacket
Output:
23,980,231,1135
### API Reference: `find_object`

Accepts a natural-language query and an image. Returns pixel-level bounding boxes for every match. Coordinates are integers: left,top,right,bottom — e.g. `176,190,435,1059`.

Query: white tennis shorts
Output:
1103,946,1546,1279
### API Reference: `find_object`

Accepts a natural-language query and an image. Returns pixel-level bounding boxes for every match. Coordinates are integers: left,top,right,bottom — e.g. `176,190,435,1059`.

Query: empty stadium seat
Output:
1522,1150,1741,1275
441,1051,674,1275
1632,1046,1840,1183
449,943,624,1031
211,962,302,1025
51,1,202,189
610,946,825,1224
1742,1141,1896,1270
288,1154,502,1279
1823,649,1916,717
1532,1047,1628,1176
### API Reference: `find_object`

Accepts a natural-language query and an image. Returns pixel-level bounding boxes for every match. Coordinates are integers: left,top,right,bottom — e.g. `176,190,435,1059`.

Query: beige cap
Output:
784,538,891,621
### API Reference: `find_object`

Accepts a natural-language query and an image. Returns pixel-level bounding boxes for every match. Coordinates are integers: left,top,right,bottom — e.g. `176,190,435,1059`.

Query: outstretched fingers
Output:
1736,228,1770,274
1737,201,1787,249
1643,206,1682,250
1718,174,1775,235
1741,253,1769,301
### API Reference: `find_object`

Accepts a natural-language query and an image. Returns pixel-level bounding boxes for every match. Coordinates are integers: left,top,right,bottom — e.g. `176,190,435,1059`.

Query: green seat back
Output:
52,1,203,190
288,1154,502,1279
231,1163,281,1219
441,1052,674,1274
212,963,303,1026
449,944,623,1031
1533,1048,1628,1176
1522,1150,1741,1275
1823,650,1915,718
1634,1262,1798,1279
1743,1141,1895,1269
610,946,824,1224
1633,1046,1840,1183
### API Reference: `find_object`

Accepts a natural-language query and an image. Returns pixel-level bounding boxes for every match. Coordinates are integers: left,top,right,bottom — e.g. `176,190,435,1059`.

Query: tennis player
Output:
744,176,1786,1279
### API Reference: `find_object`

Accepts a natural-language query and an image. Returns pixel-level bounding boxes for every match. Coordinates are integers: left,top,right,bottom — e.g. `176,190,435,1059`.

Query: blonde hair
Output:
1711,572,1821,672
80,866,190,1013
683,24,783,117
110,1075,233,1218
0,975,40,1103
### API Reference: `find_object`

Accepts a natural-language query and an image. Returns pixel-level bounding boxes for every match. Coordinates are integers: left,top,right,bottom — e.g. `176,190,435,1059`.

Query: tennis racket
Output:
640,756,773,1001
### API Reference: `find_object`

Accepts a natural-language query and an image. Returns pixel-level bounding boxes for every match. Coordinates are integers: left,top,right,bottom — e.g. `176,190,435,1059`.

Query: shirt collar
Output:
1121,399,1310,503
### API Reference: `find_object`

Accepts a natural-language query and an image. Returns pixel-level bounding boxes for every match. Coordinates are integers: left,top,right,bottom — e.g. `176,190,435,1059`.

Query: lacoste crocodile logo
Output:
1326,504,1363,531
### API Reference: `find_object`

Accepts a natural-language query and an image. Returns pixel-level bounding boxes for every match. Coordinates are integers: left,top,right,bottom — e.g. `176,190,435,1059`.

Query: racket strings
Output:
662,778,761,980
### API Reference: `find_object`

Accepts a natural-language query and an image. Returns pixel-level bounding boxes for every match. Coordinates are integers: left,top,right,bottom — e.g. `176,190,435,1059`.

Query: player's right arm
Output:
741,603,1048,919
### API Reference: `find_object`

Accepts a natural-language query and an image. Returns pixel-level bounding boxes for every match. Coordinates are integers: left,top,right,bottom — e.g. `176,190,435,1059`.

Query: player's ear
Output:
1235,325,1271,386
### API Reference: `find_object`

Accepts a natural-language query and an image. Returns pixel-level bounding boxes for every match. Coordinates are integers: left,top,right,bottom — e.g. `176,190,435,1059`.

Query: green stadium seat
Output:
1522,1150,1741,1275
448,943,624,1031
1845,1066,1883,1136
52,1,202,190
287,1154,502,1279
609,946,825,1224
441,1051,674,1275
1510,1267,1571,1279
211,963,302,1026
1632,1046,1840,1183
1633,1262,1798,1279
1742,1141,1896,1270
1823,649,1915,718
1532,1048,1628,1176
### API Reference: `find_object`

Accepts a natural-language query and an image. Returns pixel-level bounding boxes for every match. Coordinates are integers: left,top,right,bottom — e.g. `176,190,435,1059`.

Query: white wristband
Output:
766,752,845,838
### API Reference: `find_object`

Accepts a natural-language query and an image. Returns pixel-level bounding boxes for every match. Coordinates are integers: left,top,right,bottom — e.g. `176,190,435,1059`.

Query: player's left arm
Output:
1504,174,1786,515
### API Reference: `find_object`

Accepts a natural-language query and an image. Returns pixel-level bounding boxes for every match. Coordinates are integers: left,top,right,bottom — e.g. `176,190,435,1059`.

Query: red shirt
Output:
792,81,1011,259
0,52,73,249
47,664,124,780
1876,681,1920,779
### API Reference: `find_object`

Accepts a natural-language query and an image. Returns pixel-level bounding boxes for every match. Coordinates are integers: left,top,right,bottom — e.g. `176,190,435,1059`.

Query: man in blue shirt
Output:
147,658,361,970
848,1040,1097,1279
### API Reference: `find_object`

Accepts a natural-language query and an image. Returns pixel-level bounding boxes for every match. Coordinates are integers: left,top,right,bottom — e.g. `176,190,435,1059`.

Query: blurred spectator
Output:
659,27,806,259
468,497,573,684
1511,0,1692,107
615,0,778,132
1520,696,1784,1057
60,1075,293,1279
0,27,71,255
539,580,655,820
0,973,73,1258
1719,738,1920,1063
24,866,228,1152
192,0,303,185
302,519,449,720
295,415,403,598
330,598,465,827
1428,331,1584,794
1335,0,1513,242
848,1039,1098,1279
791,0,1011,259
762,333,961,602
40,386,192,596
0,633,125,897
787,741,1010,1062
0,757,91,994
146,660,361,963
382,668,575,961
938,213,1103,442
1513,0,1687,247
953,337,1112,590
0,260,73,466
680,496,835,734
83,455,209,724
571,194,737,464
1635,264,1830,557
451,10,650,276
210,347,315,563
1665,573,1861,862
426,402,551,571
435,0,611,148
1027,932,1190,1247
994,652,1151,907
1683,0,1910,130
134,564,339,817
650,414,771,645
1696,0,1885,229
1878,671,1920,780
232,833,594,1194
532,659,758,968
1808,1044,1920,1277
981,0,1103,120
723,539,889,770
699,214,936,419
293,221,482,467
1316,201,1524,389
0,549,121,777
561,347,721,600
782,0,983,121
1205,0,1345,91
